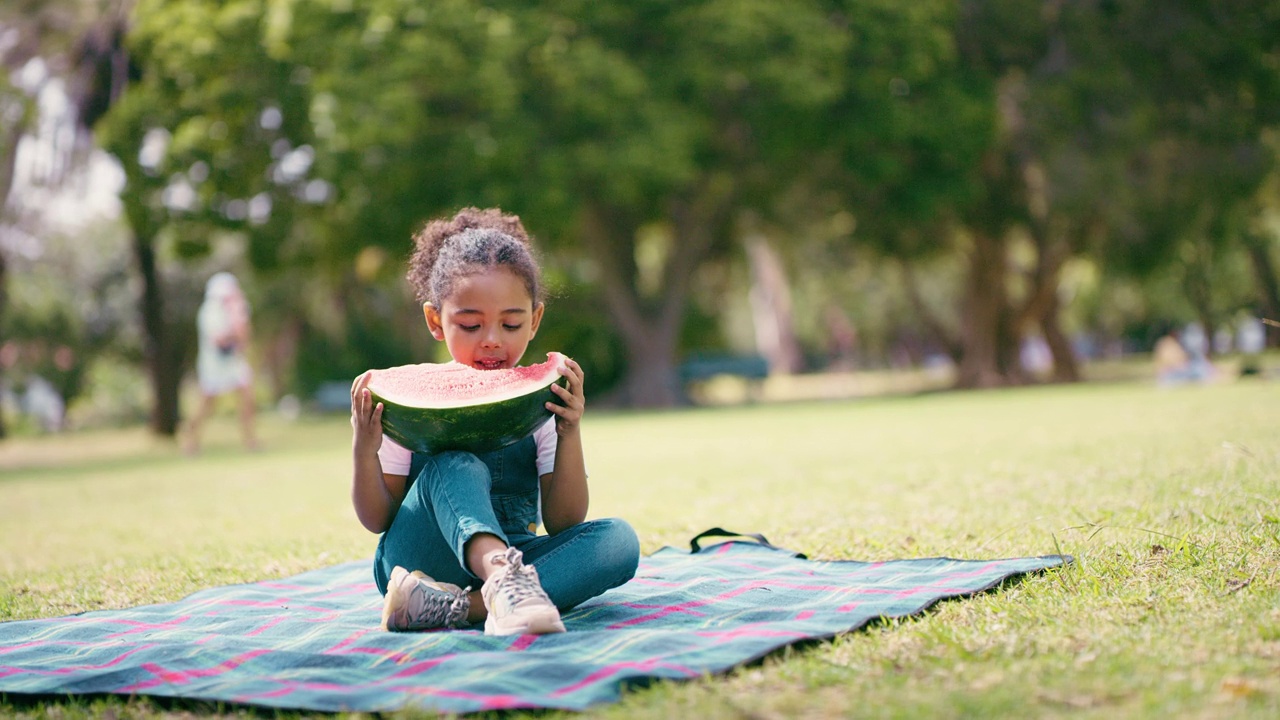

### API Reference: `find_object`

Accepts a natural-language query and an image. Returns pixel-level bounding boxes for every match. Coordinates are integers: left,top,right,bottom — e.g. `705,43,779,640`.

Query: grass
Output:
1,376,1278,718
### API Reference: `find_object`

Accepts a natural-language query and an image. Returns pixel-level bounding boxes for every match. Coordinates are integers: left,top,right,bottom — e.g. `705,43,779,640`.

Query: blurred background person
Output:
1181,322,1217,382
1153,326,1191,387
184,272,259,454
1236,312,1266,378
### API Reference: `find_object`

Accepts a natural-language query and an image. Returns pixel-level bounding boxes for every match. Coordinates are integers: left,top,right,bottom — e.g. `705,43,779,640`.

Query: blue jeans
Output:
373,446,639,611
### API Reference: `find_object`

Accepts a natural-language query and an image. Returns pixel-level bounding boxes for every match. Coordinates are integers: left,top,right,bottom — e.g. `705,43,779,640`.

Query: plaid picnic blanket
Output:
0,531,1068,713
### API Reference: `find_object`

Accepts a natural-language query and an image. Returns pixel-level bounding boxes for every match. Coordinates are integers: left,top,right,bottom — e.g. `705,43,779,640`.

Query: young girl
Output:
350,207,640,636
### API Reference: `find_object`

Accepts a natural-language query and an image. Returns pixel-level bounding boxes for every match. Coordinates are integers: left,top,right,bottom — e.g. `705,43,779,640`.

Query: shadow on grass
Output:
0,445,270,484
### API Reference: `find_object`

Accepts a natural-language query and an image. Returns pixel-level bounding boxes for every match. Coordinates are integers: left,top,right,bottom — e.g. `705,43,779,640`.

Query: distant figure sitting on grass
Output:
348,207,639,637
1153,329,1189,386
184,272,260,454
1153,325,1214,387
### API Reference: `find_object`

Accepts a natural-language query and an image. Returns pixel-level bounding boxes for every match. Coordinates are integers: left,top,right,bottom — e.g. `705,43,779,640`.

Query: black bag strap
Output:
688,527,807,559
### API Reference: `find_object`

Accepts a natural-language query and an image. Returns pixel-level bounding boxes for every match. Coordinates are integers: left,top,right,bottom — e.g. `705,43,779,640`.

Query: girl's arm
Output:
540,358,589,535
351,371,408,533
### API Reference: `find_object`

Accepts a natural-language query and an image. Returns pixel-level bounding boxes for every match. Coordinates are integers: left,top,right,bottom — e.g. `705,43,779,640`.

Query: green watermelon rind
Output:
369,362,567,455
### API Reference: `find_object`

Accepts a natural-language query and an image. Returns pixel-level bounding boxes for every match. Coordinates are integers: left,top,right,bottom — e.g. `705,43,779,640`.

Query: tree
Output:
472,0,853,404
97,0,311,434
100,0,545,425
1248,167,1280,341
0,0,136,435
1094,0,1280,350
106,0,1280,407
814,0,1006,385
106,0,859,407
849,0,1280,386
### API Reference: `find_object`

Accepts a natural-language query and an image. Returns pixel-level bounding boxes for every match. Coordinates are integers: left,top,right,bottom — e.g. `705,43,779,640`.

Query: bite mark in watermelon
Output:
368,351,567,454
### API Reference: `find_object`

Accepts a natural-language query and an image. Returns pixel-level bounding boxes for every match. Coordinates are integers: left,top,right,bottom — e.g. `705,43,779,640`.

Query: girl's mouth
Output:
474,358,506,370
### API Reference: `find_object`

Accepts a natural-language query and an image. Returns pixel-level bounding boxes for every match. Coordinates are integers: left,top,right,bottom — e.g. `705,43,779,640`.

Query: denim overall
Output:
372,433,641,611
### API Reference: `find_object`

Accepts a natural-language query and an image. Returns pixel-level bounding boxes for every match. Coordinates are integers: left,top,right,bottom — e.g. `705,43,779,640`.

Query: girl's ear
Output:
528,301,545,338
423,302,445,341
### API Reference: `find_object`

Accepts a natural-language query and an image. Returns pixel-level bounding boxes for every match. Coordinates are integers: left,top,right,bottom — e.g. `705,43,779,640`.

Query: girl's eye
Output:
503,324,523,331
458,324,480,332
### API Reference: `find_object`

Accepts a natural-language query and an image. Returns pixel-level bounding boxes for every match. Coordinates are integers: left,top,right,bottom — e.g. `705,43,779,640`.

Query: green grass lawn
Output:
1,378,1277,718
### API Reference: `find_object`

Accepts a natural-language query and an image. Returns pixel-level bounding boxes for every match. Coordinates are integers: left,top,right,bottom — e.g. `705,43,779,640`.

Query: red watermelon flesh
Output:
367,352,567,454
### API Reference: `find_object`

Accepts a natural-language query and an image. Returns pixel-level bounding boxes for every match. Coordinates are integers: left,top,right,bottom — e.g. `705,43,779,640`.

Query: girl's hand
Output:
547,357,585,436
350,370,384,455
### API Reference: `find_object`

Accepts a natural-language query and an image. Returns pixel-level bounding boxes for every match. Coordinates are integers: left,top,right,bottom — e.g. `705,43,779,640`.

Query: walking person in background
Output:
184,272,260,454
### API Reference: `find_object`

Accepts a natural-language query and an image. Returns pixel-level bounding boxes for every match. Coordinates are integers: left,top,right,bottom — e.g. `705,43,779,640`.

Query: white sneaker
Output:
381,566,470,632
481,547,565,636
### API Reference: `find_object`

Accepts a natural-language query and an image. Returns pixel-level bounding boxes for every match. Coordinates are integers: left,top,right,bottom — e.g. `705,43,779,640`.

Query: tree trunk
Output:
130,227,182,436
1039,292,1080,382
613,320,682,407
0,251,7,439
1181,240,1217,358
1244,232,1280,348
956,232,1021,388
581,207,684,407
594,268,684,407
898,258,962,363
581,186,729,407
265,314,301,401
0,100,31,440
1015,220,1080,383
745,235,804,374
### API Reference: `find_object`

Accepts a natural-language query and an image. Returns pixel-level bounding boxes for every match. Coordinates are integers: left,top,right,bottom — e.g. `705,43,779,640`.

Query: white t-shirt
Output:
377,417,559,478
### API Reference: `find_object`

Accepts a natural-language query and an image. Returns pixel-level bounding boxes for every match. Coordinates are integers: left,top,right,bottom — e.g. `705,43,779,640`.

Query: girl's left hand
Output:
547,357,586,436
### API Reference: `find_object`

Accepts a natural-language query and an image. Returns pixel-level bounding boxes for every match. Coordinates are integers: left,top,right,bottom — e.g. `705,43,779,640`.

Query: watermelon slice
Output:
368,352,567,454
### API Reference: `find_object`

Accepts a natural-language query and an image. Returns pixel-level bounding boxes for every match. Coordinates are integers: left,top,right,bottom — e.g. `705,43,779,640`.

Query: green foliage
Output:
82,0,1280,400
527,278,628,398
830,0,994,239
99,0,968,393
0,220,137,414
1091,1,1280,272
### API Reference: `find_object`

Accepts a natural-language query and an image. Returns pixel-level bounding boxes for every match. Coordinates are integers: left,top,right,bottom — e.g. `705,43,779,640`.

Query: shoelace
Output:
439,586,472,628
495,549,544,606
409,581,471,628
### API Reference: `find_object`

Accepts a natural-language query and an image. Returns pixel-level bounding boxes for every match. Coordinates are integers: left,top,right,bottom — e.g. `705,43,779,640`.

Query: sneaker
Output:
381,566,471,632
481,547,565,636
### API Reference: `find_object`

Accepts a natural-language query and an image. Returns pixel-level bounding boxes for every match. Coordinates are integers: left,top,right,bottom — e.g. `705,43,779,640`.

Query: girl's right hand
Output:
350,370,383,455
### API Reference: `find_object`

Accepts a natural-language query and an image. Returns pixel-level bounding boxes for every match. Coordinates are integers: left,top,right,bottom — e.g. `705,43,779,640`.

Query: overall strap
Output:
404,434,537,490
406,451,430,490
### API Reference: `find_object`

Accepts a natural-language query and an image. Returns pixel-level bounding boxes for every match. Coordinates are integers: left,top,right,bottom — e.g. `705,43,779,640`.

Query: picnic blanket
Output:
0,529,1069,714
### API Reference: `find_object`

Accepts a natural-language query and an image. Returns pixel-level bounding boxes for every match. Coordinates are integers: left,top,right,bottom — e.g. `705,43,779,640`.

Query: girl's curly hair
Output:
407,207,543,307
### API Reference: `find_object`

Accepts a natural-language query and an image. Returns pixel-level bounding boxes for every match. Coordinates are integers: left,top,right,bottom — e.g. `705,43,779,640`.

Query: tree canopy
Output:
5,0,1278,431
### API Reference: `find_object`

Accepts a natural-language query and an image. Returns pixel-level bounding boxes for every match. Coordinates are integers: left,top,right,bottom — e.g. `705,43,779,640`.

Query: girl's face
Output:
423,267,544,370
